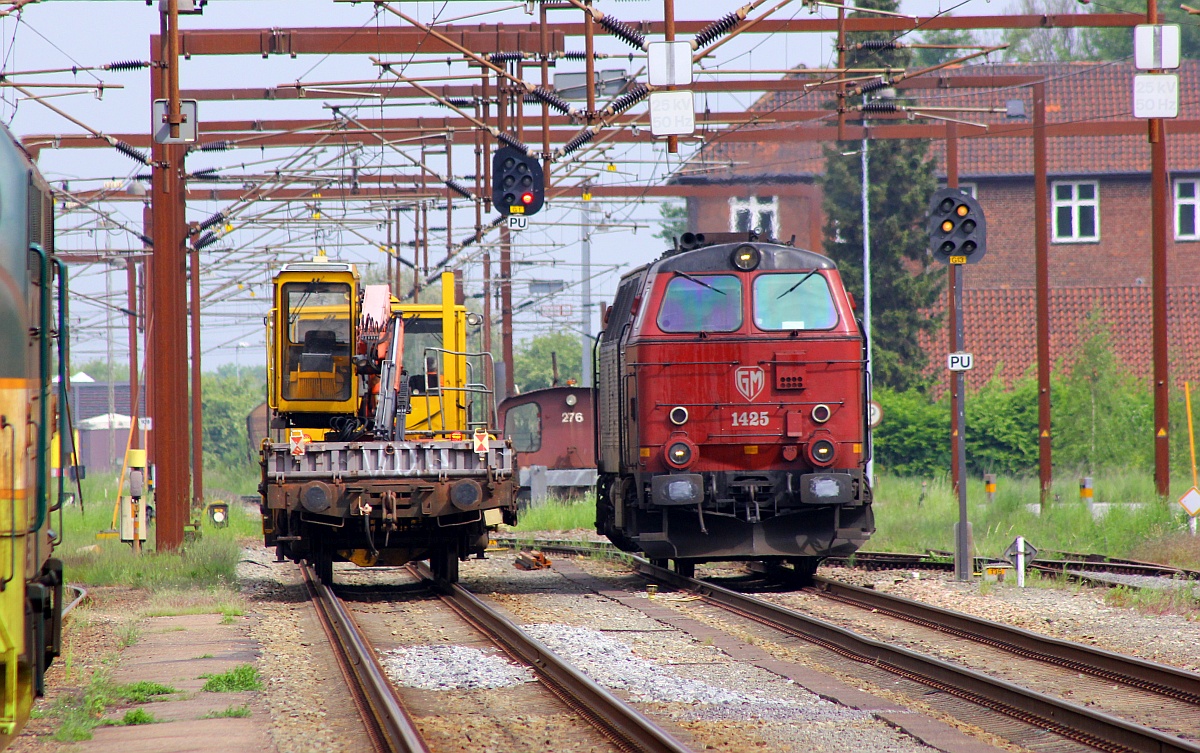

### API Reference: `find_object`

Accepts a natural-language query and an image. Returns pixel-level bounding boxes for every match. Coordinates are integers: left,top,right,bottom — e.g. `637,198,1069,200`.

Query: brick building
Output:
674,61,1200,383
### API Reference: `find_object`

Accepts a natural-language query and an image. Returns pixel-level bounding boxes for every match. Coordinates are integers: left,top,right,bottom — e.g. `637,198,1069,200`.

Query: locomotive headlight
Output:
809,439,836,466
731,245,760,271
667,442,693,466
811,404,832,423
565,393,578,407
669,406,689,426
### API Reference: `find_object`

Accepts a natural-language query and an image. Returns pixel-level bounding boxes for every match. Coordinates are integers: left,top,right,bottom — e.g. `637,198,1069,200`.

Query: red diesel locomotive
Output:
595,232,874,577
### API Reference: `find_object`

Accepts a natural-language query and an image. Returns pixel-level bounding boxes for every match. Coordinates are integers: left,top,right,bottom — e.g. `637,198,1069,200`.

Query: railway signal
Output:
928,188,987,264
492,146,544,217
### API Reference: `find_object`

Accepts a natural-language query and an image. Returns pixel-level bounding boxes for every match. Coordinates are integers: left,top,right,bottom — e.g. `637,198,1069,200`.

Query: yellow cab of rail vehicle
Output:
268,258,360,423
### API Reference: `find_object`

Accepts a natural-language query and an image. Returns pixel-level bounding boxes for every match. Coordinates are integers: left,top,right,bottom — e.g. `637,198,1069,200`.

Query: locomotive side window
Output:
506,402,541,453
753,272,838,330
657,274,743,333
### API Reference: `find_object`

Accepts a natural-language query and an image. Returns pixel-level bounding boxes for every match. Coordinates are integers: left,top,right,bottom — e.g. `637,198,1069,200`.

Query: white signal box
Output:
947,352,974,371
1134,24,1181,70
1133,74,1179,119
649,91,695,136
648,41,693,86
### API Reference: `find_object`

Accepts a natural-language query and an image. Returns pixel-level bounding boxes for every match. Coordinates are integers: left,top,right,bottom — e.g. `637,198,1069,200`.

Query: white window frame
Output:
938,182,976,198
1176,179,1200,241
1051,180,1100,243
728,195,779,239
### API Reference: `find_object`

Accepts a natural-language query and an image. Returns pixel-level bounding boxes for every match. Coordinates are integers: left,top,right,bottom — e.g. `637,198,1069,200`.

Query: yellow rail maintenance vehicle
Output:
261,259,515,583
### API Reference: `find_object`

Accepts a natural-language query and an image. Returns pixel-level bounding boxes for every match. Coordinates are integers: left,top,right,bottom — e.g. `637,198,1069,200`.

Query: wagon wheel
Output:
313,552,334,585
672,560,696,579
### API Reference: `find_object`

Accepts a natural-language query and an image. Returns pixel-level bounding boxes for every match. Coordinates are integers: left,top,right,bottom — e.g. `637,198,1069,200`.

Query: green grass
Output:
869,471,1200,567
58,475,261,590
512,495,596,532
110,708,157,726
200,664,262,692
204,704,252,719
116,681,176,703
51,662,120,742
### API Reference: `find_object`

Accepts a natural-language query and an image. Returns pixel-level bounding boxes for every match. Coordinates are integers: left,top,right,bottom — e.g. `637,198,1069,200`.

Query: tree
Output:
1003,0,1094,61
820,0,943,391
1084,0,1200,60
914,27,982,68
512,330,583,392
653,201,687,246
202,363,268,469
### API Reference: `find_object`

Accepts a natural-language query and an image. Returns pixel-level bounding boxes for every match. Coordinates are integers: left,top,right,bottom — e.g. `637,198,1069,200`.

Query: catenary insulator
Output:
445,179,474,200
105,60,149,71
693,11,742,49
597,15,646,50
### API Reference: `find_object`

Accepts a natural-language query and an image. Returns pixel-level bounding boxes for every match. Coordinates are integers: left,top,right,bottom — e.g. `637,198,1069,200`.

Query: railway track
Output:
306,560,695,753
495,537,1200,753
634,559,1200,753
302,564,431,753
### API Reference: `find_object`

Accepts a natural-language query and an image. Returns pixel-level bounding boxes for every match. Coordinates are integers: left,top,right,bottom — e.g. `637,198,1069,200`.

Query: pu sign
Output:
947,352,974,372
734,366,765,401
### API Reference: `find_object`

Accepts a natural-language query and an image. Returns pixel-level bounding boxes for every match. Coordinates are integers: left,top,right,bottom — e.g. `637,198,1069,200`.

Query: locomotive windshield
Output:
657,274,743,332
753,272,839,330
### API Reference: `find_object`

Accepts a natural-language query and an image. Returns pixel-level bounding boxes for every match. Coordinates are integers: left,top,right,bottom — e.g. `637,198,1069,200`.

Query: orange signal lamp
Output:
955,204,969,217
941,220,954,233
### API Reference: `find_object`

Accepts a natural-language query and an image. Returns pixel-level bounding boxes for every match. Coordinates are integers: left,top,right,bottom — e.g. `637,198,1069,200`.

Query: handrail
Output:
49,257,70,547
28,243,49,534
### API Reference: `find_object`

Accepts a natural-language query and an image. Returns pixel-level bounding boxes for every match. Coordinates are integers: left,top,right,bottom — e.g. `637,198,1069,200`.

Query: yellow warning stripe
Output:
0,490,26,501
0,378,28,388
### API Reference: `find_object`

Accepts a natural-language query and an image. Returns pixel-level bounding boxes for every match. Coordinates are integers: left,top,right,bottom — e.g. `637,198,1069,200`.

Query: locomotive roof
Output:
649,242,836,276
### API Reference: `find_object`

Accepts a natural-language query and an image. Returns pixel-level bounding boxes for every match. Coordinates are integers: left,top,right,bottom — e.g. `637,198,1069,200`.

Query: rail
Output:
408,561,695,753
811,575,1200,705
632,559,1200,753
301,564,430,753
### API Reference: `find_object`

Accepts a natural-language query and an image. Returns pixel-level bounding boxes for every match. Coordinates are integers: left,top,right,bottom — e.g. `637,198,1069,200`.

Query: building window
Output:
729,195,779,239
1052,181,1099,242
938,182,976,197
1176,180,1200,240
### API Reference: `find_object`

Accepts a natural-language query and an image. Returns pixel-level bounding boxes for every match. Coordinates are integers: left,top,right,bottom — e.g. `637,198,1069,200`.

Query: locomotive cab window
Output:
402,317,445,395
505,402,541,453
753,272,838,330
657,274,743,333
282,281,353,401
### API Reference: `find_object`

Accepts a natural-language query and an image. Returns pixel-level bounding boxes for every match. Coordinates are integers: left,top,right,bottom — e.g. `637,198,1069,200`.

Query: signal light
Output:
492,146,544,216
927,187,987,265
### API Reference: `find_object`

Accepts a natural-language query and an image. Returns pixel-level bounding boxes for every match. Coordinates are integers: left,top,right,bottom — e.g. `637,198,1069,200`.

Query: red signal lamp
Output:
521,192,534,205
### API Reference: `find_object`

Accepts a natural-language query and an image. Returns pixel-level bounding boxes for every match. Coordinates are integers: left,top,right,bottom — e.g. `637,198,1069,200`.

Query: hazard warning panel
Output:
473,428,490,454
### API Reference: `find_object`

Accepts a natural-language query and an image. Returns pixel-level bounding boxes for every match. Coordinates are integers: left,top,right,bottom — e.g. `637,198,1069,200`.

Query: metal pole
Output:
947,122,970,582
1033,82,1052,504
501,225,515,398
1149,0,1171,499
861,130,873,483
127,257,140,450
664,0,678,154
150,10,189,550
580,202,592,388
189,239,203,516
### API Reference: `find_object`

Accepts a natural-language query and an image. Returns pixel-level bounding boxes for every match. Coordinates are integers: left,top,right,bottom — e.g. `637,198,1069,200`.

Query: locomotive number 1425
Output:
731,411,770,427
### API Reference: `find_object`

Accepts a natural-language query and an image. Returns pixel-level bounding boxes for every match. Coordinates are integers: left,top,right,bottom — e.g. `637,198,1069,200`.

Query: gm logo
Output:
947,352,974,372
734,366,765,401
